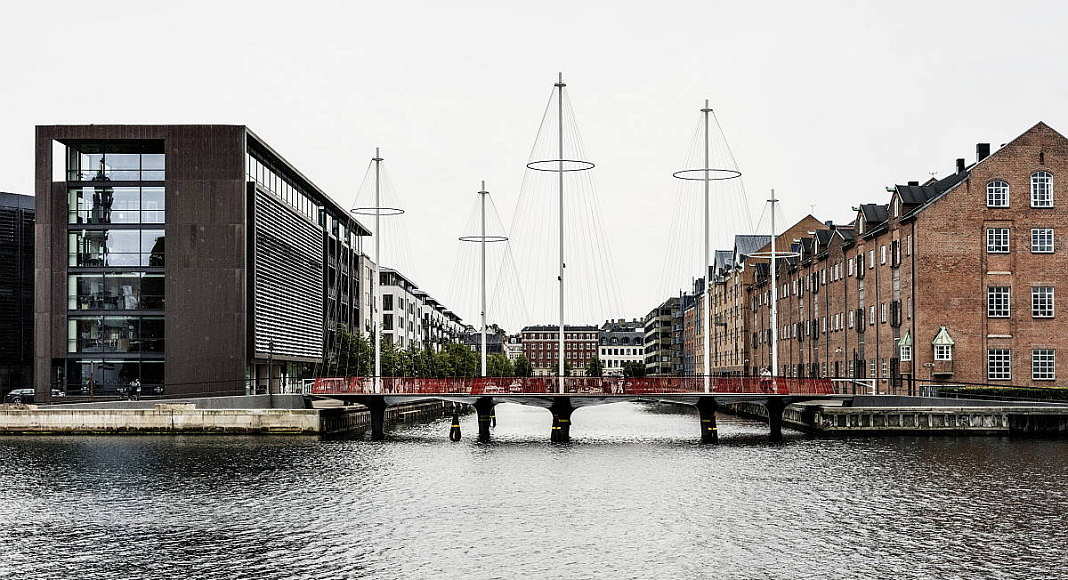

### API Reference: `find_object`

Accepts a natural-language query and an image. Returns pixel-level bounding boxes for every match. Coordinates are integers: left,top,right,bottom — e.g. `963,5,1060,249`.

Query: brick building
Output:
743,122,1068,391
520,324,599,376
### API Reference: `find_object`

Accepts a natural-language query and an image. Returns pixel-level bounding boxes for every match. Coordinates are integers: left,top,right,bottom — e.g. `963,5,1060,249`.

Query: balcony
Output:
931,360,954,376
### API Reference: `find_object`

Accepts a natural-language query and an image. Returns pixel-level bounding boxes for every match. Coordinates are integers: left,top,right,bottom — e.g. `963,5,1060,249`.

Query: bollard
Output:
449,412,462,442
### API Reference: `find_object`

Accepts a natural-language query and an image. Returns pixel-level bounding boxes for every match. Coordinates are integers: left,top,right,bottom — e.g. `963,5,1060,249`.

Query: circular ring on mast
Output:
525,159,595,172
746,250,800,260
672,168,742,181
458,235,509,243
351,206,406,216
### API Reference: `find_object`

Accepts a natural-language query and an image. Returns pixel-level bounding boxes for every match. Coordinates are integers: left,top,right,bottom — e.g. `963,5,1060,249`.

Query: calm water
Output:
0,403,1066,580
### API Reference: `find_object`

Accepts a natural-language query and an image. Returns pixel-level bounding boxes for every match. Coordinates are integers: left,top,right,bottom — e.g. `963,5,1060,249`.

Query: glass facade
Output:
68,186,165,224
246,152,318,221
64,141,165,394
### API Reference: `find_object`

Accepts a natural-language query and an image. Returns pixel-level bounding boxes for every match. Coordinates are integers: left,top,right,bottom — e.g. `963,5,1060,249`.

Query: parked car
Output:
3,389,65,404
4,388,35,404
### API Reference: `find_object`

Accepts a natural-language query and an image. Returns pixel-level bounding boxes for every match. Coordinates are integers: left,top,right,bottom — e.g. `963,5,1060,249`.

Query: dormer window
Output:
932,326,955,360
987,180,1009,207
1031,171,1053,207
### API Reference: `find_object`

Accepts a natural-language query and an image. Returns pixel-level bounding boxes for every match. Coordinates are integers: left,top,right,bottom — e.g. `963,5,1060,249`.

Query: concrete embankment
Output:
726,397,1068,436
0,396,454,437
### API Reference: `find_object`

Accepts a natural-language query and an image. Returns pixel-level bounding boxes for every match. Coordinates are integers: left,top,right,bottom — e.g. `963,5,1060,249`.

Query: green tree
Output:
622,361,646,378
487,353,515,377
563,361,574,377
379,336,400,376
586,358,604,377
514,355,533,377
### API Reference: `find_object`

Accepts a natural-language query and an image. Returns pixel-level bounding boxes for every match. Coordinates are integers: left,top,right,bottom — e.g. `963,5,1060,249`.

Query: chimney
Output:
907,181,919,186
956,158,966,174
976,143,990,162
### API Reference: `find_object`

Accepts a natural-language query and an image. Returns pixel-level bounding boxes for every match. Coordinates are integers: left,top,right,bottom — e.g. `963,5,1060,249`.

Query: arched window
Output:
986,180,1009,207
1031,171,1053,207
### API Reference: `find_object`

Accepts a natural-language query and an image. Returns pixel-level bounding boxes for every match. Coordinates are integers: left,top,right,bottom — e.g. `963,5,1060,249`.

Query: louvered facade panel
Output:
252,188,323,359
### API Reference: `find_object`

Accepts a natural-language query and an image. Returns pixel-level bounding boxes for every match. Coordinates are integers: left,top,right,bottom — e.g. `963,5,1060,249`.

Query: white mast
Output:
701,100,712,393
556,72,566,387
479,181,488,377
373,148,382,393
769,188,779,376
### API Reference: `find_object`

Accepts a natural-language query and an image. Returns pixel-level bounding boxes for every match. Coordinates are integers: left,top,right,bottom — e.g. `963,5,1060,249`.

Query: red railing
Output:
310,376,835,396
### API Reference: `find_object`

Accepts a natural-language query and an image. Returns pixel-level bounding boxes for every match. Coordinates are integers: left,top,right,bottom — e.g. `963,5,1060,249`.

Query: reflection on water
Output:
0,402,1065,579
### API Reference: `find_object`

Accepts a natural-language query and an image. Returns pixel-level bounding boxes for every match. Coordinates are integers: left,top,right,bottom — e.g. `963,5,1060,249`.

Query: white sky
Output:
3,1,1066,330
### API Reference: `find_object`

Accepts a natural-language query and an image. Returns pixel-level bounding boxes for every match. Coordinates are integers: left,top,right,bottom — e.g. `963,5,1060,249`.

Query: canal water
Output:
0,403,1065,580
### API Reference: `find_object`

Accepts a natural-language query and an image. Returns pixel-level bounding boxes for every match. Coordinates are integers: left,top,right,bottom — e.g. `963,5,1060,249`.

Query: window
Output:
1031,286,1054,318
67,149,165,182
67,186,165,225
68,229,165,267
867,250,874,269
1032,349,1056,380
868,305,876,325
880,303,887,323
906,234,912,255
1031,171,1053,207
68,272,164,311
67,315,165,353
987,349,1011,380
1031,228,1054,253
934,344,953,361
987,286,1010,317
986,228,1010,253
382,294,393,311
987,180,1009,207
880,245,887,264
900,345,912,362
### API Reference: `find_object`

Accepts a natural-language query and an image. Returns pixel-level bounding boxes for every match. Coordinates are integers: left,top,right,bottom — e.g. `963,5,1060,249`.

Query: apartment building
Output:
598,318,644,376
380,268,465,351
746,122,1068,390
0,193,34,394
643,297,679,375
520,325,600,376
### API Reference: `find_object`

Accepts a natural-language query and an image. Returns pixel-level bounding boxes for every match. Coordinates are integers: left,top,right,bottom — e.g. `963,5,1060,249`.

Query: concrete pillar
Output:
366,397,386,441
449,411,462,441
697,397,719,444
550,399,574,443
766,397,785,442
474,397,495,443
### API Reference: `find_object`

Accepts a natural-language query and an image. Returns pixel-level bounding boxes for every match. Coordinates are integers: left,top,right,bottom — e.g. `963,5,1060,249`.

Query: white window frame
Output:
880,245,887,264
1031,228,1054,253
987,286,1011,318
868,250,874,269
986,179,1010,207
934,344,953,361
1032,349,1056,380
880,303,887,323
848,259,855,277
868,305,875,325
899,344,912,362
1031,286,1054,318
1031,171,1054,208
987,348,1012,381
986,227,1010,253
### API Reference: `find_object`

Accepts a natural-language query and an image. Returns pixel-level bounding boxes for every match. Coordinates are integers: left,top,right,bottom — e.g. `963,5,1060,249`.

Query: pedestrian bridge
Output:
310,376,849,443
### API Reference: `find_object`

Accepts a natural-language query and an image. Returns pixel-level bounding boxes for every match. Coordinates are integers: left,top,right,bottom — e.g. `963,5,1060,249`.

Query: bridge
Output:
310,376,847,443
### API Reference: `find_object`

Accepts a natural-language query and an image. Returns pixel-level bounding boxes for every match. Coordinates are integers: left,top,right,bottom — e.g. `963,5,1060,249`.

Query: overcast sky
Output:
3,1,1067,330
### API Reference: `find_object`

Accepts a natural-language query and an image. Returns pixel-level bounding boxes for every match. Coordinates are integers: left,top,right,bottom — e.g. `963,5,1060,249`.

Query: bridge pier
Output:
766,398,785,442
449,409,462,441
474,398,495,442
366,397,386,441
550,400,573,443
697,398,719,444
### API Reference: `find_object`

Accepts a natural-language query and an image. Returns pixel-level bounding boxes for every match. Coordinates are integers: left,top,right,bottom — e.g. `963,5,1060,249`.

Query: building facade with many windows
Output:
35,125,371,399
520,325,600,376
598,318,644,376
743,122,1068,390
0,193,34,395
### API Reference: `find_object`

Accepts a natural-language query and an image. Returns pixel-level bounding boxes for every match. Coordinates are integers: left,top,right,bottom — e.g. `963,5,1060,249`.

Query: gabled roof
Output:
714,249,734,271
859,203,889,225
932,326,955,346
898,331,912,347
735,234,772,257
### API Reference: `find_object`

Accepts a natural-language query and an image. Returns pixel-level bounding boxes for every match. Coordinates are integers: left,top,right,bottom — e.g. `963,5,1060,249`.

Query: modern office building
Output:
35,125,373,399
0,192,34,395
643,297,679,375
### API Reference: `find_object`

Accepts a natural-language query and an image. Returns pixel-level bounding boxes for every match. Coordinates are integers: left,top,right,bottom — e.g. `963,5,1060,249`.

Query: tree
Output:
563,361,574,377
514,355,533,377
622,361,646,378
586,358,604,377
487,353,515,377
379,336,400,376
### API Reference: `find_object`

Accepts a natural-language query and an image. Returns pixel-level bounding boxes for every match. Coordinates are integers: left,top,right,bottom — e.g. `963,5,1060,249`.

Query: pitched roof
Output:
735,234,772,256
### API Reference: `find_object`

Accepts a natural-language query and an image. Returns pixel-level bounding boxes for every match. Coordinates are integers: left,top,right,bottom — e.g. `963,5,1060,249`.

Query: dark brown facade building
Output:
35,125,371,399
520,325,600,376
0,192,34,395
743,122,1068,391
